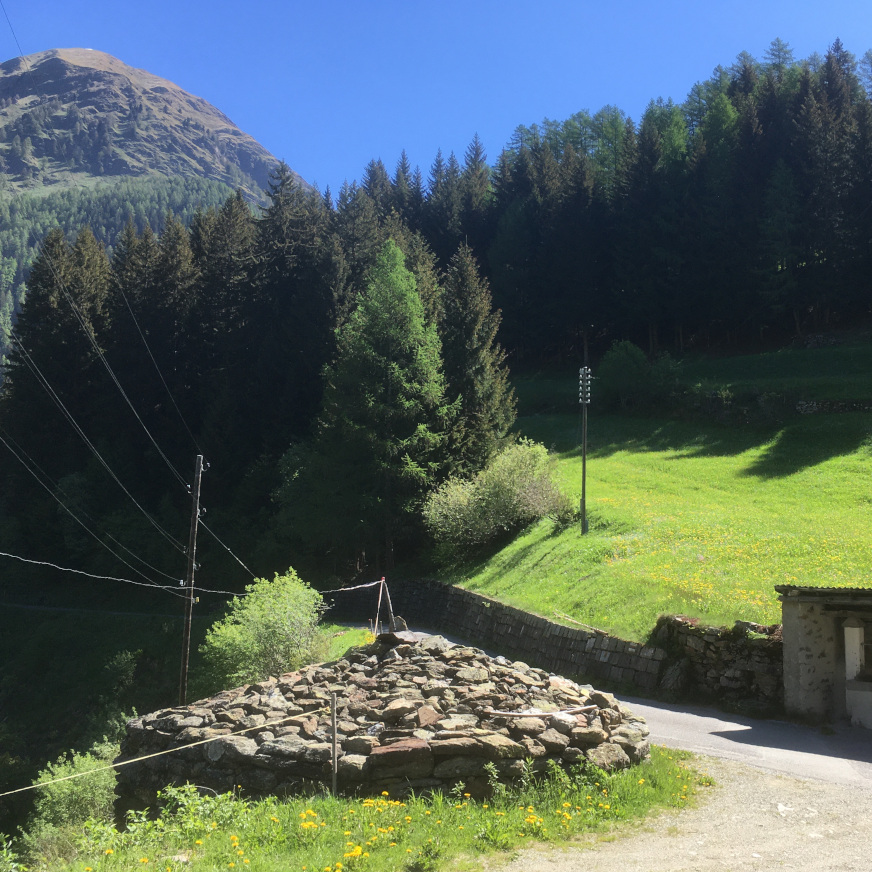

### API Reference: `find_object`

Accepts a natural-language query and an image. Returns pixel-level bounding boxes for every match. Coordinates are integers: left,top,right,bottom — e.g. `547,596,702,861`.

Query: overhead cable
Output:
0,550,186,597
9,335,186,553
115,283,204,455
44,260,188,490
198,518,256,579
0,427,183,583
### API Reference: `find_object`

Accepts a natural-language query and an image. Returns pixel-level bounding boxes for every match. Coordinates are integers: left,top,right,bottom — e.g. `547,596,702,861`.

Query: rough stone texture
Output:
651,616,783,712
325,580,783,711
115,633,650,814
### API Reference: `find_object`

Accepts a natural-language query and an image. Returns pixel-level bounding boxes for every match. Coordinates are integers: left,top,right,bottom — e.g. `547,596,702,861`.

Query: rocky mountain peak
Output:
0,48,295,198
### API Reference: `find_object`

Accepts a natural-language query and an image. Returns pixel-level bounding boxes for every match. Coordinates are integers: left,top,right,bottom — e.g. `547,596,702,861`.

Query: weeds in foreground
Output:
4,747,710,871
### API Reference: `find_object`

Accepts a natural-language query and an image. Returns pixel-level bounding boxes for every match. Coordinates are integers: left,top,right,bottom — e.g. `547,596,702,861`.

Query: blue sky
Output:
3,0,871,192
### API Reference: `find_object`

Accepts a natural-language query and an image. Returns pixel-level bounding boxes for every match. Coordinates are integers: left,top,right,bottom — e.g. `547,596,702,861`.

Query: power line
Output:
115,282,204,455
0,21,259,592
0,427,183,583
198,518,256,579
9,335,187,553
0,709,317,800
44,256,188,490
0,0,24,58
0,551,186,597
0,428,185,586
0,31,189,493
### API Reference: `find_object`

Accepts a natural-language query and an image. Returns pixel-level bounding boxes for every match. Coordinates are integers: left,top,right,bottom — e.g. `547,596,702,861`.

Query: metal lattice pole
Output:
578,368,591,534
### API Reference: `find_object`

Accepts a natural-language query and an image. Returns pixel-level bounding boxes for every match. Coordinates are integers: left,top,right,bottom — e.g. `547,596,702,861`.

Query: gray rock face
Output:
115,633,650,812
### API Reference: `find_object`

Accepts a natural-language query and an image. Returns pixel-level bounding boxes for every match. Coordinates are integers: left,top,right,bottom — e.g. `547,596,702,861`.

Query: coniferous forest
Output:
3,37,872,592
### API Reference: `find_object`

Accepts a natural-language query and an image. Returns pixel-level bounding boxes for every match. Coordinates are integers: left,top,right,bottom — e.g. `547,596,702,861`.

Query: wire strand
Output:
0,27,190,491
115,282,204,455
0,430,186,587
0,710,324,800
0,551,186,597
0,427,184,583
198,518,256,579
45,259,188,490
9,335,187,553
0,0,24,58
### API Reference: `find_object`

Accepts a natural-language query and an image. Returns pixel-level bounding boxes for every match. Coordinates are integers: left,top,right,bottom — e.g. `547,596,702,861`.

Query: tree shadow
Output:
558,416,780,461
441,527,563,590
527,411,871,478
741,413,871,479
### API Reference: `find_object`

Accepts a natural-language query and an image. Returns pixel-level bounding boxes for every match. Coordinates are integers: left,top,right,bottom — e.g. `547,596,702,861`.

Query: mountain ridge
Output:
0,48,296,199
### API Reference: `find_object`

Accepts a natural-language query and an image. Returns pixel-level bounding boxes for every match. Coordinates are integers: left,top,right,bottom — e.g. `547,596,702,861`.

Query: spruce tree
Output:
279,240,452,571
440,243,515,475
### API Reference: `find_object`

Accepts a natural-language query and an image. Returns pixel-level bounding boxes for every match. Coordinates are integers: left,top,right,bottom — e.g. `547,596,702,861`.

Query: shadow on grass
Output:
440,526,566,592
741,413,871,479
524,411,871,478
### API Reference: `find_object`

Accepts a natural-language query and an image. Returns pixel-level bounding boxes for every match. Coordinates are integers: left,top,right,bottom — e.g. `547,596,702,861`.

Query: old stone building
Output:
778,585,872,728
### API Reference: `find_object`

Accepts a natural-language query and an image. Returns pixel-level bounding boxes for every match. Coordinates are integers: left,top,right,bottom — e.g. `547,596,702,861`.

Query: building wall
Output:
781,596,844,719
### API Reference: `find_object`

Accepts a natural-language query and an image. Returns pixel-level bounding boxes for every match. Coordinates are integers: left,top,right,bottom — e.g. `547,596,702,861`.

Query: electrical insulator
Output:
578,366,592,405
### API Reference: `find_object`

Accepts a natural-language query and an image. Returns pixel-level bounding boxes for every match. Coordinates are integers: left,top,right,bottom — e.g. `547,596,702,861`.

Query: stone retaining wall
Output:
327,579,667,691
651,616,783,712
325,580,784,709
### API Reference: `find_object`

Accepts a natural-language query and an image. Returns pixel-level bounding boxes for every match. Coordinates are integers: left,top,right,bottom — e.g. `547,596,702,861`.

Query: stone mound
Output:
115,632,650,811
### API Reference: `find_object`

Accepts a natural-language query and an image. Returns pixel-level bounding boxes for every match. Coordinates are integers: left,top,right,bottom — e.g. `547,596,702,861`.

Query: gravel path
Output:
487,757,872,872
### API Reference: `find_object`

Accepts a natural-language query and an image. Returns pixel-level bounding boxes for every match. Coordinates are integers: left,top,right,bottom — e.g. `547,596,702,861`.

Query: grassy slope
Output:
443,343,872,642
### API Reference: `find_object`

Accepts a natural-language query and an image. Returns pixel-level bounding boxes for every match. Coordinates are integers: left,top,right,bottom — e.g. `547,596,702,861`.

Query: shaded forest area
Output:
2,37,872,594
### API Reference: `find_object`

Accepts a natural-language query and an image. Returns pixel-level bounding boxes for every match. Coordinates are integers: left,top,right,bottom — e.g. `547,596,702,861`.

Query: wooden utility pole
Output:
179,454,204,705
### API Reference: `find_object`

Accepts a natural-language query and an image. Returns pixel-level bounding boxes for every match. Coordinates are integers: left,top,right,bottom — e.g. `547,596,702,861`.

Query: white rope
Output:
0,708,327,800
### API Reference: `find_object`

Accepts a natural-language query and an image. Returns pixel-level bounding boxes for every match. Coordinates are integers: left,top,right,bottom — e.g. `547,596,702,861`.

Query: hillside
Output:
445,343,872,640
0,48,290,198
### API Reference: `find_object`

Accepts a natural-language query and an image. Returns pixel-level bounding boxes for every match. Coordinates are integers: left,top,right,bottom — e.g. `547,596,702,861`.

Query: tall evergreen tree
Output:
440,243,515,475
279,240,452,572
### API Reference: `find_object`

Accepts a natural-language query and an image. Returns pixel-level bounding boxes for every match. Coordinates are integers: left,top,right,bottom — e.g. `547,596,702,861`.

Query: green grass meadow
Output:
447,346,872,641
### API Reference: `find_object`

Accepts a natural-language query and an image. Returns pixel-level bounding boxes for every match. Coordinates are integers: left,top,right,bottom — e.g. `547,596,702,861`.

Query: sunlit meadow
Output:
446,400,872,641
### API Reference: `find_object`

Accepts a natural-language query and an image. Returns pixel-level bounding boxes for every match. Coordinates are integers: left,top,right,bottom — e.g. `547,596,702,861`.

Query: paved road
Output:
623,695,872,788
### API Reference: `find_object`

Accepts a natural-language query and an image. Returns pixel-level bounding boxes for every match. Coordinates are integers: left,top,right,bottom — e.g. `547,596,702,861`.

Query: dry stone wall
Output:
326,581,784,710
651,616,783,712
115,632,650,814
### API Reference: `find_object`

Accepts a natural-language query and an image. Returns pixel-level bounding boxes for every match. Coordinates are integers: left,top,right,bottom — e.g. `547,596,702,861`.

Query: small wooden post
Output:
382,577,397,633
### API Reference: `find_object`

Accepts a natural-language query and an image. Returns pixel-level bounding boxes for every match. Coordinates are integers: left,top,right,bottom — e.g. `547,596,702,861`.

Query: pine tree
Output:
362,158,393,221
245,162,334,450
460,133,491,256
440,243,515,475
279,240,453,571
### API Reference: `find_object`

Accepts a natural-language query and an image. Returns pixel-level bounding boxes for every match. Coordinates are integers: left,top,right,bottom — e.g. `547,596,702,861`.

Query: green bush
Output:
18,737,119,867
597,340,678,410
423,439,572,555
199,569,326,689
0,834,25,872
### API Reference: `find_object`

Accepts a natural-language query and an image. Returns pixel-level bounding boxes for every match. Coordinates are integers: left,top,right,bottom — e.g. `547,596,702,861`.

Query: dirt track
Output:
487,757,872,872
